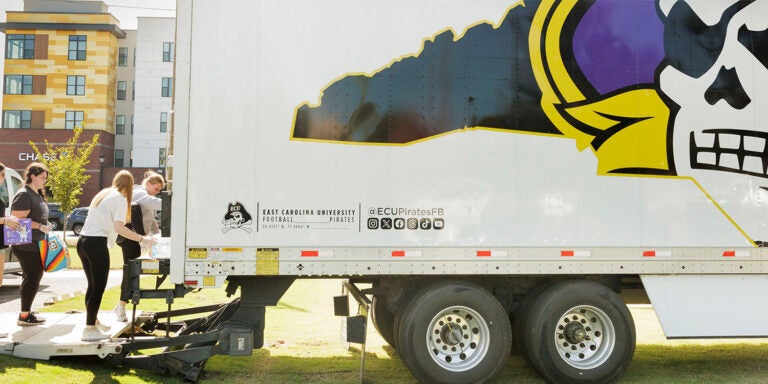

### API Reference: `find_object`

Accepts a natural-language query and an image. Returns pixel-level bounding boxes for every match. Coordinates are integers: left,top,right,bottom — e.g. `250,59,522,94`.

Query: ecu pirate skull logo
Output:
222,202,253,233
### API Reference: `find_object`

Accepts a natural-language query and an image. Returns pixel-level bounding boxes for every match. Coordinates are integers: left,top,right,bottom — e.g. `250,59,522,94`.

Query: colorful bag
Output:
39,233,70,272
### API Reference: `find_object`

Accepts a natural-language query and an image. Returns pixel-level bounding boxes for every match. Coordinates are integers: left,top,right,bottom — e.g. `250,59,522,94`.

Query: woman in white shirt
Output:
77,170,155,341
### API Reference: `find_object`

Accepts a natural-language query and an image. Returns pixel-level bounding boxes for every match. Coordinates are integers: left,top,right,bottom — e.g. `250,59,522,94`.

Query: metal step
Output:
0,311,139,360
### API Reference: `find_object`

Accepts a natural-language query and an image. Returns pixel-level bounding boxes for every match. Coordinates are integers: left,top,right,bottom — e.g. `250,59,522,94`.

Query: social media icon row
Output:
367,217,444,230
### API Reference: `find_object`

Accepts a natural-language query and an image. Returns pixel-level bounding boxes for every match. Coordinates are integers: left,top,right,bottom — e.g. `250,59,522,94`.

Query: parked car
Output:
65,207,89,236
47,202,67,230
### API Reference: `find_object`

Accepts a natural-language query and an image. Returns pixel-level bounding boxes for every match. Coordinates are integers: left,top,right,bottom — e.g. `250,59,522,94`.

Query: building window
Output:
159,148,167,167
6,34,34,59
4,75,32,95
3,110,31,128
132,81,135,100
118,47,128,66
133,47,136,66
160,112,168,132
68,35,86,60
131,115,134,134
117,81,127,100
65,111,84,130
162,42,174,62
161,77,173,97
66,75,85,96
114,149,124,167
116,115,125,134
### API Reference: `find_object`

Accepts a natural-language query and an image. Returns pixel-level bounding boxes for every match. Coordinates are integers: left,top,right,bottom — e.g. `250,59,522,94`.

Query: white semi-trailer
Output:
8,0,768,383
165,0,768,382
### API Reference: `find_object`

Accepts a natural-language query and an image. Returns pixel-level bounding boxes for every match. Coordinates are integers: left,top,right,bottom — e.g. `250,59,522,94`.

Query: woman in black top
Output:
10,162,52,326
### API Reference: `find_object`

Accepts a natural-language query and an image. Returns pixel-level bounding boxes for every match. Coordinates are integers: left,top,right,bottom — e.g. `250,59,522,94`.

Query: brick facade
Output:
0,128,117,204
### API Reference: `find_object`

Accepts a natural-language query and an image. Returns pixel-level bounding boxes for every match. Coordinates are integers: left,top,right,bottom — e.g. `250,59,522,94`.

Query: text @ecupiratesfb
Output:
367,207,445,230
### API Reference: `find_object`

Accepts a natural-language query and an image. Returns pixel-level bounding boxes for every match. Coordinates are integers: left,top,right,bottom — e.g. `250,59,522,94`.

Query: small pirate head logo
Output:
222,202,253,233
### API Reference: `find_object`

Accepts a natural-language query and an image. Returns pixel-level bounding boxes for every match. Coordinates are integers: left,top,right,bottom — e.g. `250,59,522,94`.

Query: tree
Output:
30,128,99,241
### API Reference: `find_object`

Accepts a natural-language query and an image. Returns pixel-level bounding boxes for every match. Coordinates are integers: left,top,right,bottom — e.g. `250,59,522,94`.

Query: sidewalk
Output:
0,270,123,314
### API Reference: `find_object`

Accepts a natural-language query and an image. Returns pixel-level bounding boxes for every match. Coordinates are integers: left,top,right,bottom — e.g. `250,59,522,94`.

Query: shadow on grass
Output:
0,341,766,383
274,302,311,313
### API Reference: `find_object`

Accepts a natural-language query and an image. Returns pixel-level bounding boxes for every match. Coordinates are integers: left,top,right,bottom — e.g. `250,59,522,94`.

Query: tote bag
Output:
39,233,70,272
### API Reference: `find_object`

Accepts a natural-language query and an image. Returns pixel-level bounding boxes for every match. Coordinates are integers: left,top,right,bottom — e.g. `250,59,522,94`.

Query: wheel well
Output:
355,275,635,315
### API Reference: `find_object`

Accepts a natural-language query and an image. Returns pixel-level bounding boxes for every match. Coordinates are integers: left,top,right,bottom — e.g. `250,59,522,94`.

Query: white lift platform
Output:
0,311,135,360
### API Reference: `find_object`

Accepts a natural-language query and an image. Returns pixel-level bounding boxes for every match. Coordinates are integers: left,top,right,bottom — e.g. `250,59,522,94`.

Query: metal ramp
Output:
0,311,135,360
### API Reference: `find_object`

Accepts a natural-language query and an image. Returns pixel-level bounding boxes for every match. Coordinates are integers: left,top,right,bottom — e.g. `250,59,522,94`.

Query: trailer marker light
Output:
184,280,198,286
476,250,507,257
643,251,671,257
391,250,422,257
560,250,591,257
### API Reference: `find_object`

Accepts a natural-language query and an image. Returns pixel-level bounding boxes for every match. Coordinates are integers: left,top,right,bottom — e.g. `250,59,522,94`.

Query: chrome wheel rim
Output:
426,306,490,372
554,305,615,369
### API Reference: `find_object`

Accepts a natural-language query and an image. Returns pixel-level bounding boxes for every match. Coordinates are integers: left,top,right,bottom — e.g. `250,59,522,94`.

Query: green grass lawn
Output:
1,263,768,383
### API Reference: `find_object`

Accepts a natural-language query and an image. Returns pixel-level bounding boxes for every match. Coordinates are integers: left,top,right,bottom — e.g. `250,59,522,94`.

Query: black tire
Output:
512,281,554,363
49,219,61,231
396,280,512,384
523,280,635,384
72,223,83,236
371,295,397,348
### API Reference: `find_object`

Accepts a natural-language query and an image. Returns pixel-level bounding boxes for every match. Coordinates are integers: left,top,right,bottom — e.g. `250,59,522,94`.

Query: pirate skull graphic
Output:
658,0,768,241
222,202,253,233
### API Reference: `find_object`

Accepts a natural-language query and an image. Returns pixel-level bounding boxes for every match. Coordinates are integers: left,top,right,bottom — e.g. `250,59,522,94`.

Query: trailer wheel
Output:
523,280,635,384
512,281,553,363
396,281,511,384
371,295,396,348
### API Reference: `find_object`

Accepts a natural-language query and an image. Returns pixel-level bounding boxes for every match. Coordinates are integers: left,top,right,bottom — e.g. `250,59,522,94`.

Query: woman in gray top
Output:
114,170,165,322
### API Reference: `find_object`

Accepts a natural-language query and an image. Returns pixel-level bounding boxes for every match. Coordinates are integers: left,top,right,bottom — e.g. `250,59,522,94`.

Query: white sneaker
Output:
114,304,128,322
82,326,110,342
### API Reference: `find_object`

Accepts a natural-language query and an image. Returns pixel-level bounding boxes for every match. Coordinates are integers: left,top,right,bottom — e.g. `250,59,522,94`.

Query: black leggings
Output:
12,246,44,312
118,240,141,302
76,236,109,325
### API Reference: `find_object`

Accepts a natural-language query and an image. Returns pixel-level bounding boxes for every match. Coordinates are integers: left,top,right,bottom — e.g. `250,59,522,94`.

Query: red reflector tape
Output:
184,280,198,286
723,251,735,257
643,251,655,257
392,250,405,257
477,250,491,257
301,250,319,257
561,250,574,257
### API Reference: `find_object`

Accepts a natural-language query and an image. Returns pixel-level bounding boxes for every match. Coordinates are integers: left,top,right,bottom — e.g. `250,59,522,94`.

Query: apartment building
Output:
133,17,173,169
0,0,174,202
0,0,121,201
